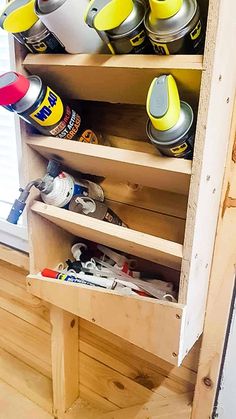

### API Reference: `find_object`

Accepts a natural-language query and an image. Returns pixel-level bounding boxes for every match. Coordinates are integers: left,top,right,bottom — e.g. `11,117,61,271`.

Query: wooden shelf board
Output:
26,136,192,195
31,201,183,270
23,54,203,105
27,275,186,365
24,53,204,70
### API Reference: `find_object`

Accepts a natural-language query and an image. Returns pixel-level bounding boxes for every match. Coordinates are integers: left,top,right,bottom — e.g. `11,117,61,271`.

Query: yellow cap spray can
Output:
0,0,64,53
146,75,195,158
85,0,150,54
144,0,204,54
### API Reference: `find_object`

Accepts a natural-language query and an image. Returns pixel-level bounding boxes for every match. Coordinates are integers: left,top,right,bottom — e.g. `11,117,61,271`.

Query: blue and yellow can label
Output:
30,87,64,127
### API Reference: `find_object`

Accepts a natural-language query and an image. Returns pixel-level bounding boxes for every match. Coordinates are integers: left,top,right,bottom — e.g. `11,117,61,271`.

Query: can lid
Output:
0,0,38,33
0,72,30,106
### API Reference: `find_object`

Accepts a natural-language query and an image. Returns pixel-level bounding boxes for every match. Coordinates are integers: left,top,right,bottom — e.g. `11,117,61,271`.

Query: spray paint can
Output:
0,0,64,53
146,75,195,158
40,172,104,208
85,0,150,54
69,196,128,227
0,72,103,144
35,0,104,54
144,0,204,54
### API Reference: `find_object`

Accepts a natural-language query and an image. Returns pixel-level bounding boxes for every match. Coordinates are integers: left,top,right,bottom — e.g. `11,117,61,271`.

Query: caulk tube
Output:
35,0,104,53
69,196,128,227
146,74,195,158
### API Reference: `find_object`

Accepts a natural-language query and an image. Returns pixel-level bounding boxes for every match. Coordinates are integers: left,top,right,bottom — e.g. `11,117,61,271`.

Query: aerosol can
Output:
69,196,128,227
85,0,150,54
35,0,104,53
0,72,103,144
144,0,204,54
0,0,64,53
146,75,195,158
7,160,104,224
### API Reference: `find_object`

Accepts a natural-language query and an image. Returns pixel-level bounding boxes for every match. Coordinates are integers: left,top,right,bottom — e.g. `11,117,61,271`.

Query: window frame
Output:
0,33,29,252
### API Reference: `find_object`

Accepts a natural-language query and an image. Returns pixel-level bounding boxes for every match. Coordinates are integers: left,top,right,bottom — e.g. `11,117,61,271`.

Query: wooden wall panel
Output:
0,248,200,416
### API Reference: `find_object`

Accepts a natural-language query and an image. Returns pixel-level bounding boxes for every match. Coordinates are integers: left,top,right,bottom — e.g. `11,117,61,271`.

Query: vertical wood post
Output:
50,306,79,418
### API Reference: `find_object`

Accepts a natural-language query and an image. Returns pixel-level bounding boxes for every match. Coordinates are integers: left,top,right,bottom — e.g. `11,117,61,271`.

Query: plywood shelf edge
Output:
23,53,204,70
30,201,183,270
26,274,186,365
26,136,192,195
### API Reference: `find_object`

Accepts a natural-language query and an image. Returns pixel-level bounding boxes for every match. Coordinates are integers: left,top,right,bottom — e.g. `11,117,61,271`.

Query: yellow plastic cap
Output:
1,0,38,33
146,75,180,131
149,0,182,20
86,0,134,31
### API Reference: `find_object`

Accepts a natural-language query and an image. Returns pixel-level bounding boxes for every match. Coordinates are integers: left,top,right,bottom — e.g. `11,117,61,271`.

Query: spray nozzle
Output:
146,74,181,131
0,72,30,106
7,159,62,224
84,0,134,54
149,0,183,20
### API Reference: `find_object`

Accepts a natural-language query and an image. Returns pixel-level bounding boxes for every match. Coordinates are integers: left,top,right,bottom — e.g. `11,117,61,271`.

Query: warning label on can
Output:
30,87,64,127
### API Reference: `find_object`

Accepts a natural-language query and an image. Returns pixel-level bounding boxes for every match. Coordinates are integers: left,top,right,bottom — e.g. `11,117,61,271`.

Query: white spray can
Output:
35,0,105,53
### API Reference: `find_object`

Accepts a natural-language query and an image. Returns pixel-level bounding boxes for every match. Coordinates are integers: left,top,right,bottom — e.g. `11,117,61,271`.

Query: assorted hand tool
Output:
40,241,177,301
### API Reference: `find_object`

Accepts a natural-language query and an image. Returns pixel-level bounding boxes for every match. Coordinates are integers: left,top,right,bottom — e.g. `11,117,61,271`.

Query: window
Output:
0,0,28,252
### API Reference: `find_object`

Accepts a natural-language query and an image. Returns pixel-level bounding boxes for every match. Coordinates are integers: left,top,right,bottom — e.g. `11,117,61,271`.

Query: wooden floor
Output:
0,377,192,419
0,379,52,419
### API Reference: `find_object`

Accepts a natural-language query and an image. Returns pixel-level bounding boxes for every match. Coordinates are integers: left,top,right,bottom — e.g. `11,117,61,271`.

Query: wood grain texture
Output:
105,200,185,243
30,202,183,269
192,101,236,417
27,275,185,365
0,379,53,419
0,308,51,378
51,307,79,416
178,0,236,362
0,348,52,413
26,136,191,195
79,319,200,388
97,393,193,419
79,320,198,395
0,243,29,271
100,178,188,220
23,54,202,105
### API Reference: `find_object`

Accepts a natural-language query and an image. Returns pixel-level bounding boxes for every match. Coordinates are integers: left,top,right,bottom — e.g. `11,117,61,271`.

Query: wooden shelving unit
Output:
14,0,236,416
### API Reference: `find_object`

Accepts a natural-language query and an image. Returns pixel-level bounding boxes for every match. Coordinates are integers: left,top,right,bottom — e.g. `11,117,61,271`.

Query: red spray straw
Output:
0,72,30,106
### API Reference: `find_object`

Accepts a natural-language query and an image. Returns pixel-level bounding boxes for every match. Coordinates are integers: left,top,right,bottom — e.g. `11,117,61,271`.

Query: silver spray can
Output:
146,75,195,158
35,0,104,53
0,0,64,53
85,0,150,54
0,71,103,144
144,0,204,54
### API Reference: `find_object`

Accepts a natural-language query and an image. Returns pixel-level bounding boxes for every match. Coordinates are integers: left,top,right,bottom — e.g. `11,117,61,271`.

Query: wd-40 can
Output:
40,172,104,208
35,0,104,54
0,72,103,144
0,0,64,53
146,75,195,158
85,0,150,54
144,0,204,54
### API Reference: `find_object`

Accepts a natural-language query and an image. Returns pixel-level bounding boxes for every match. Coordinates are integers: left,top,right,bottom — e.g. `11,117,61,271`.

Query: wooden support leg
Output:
50,306,79,418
